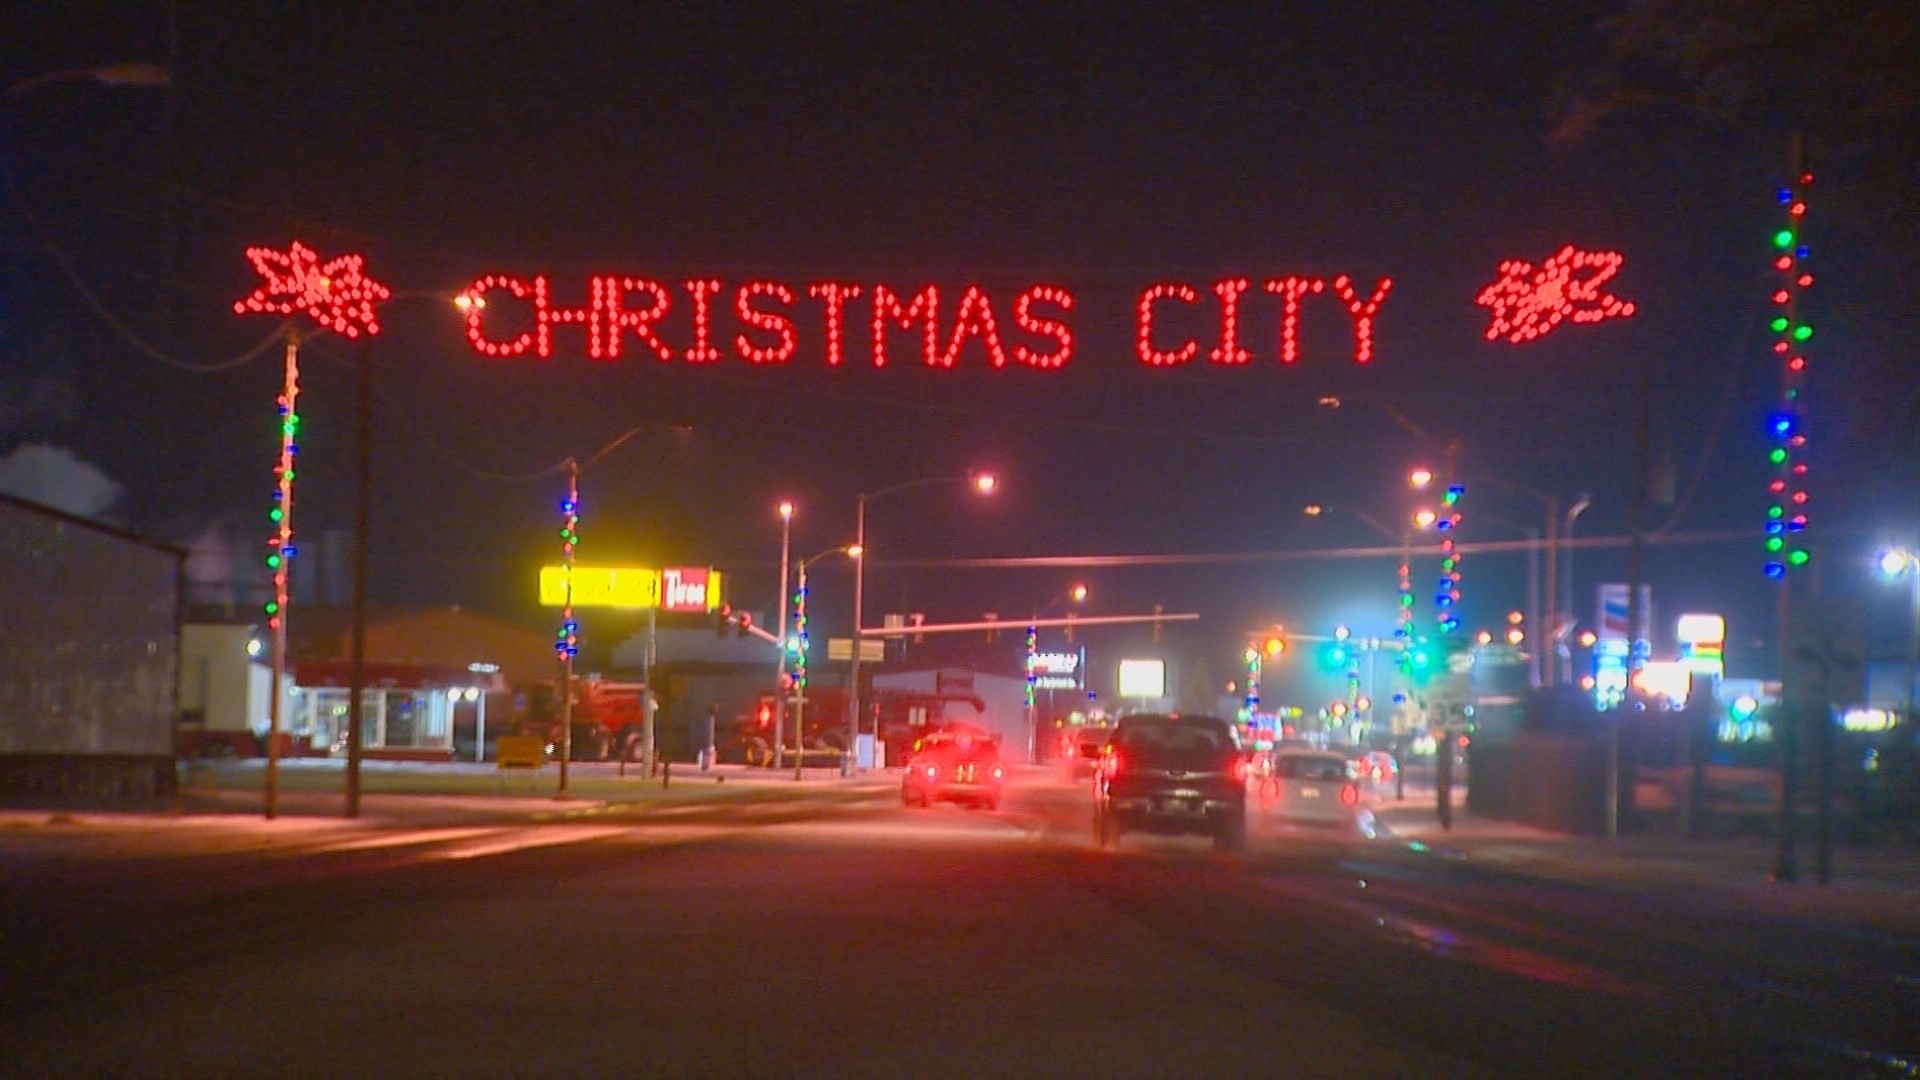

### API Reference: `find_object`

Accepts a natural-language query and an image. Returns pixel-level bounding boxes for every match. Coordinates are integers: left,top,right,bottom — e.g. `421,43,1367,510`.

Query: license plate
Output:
1157,798,1199,814
1300,786,1322,799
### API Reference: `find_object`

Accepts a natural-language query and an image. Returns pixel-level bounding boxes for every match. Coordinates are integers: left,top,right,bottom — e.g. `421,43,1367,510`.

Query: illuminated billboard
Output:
538,566,723,612
1117,659,1166,699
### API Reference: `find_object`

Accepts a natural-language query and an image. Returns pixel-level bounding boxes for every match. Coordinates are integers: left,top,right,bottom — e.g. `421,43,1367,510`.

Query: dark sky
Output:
4,2,1915,693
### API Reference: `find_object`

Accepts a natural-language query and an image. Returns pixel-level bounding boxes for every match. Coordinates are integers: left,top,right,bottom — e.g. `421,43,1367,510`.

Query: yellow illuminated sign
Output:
538,566,723,611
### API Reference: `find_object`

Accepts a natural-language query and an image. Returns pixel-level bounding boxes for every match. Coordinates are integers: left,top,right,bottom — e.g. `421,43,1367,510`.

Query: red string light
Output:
1208,278,1252,365
1475,246,1633,345
234,242,390,338
1263,276,1325,363
736,281,797,364
934,285,1009,368
1330,275,1394,363
1012,286,1073,368
464,274,534,357
536,275,594,358
1137,283,1200,366
873,284,940,368
809,283,862,366
684,279,724,363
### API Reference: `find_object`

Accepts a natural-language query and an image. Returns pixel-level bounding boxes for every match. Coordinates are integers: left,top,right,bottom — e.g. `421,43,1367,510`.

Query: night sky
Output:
4,3,1916,694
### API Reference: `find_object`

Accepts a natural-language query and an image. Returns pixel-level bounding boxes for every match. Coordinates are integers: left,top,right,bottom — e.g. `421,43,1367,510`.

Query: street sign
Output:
1785,599,1866,705
827,638,885,662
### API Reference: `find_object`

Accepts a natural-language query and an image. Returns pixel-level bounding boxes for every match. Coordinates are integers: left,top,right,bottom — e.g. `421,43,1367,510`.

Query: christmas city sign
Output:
239,242,1638,369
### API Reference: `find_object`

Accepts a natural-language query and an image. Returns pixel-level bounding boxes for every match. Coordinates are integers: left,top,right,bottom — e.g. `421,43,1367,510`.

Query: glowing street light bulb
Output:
1303,504,1326,516
1878,548,1915,577
1409,468,1434,489
778,500,795,520
847,544,863,558
972,472,998,494
1413,509,1438,529
1071,584,1088,603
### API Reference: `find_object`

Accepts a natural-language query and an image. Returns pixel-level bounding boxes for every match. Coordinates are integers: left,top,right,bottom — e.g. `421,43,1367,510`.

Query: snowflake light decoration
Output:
1476,245,1635,344
234,242,391,338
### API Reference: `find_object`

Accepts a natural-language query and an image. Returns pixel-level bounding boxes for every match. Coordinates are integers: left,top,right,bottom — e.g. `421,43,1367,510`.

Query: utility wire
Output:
5,177,292,372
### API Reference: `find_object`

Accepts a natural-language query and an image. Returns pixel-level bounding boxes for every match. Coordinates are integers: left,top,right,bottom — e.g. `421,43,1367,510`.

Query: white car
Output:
1268,750,1377,836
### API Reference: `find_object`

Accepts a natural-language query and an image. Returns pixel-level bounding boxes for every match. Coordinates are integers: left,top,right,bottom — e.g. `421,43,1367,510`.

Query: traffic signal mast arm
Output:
861,612,1199,636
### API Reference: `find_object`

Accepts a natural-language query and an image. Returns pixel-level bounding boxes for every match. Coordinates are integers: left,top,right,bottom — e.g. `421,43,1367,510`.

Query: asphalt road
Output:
2,769,1917,1079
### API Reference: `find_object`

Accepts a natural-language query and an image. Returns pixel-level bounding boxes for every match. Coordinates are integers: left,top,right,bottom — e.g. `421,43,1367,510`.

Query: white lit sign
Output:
1675,614,1725,644
1031,651,1082,690
1117,659,1166,699
1842,708,1893,732
1632,661,1693,705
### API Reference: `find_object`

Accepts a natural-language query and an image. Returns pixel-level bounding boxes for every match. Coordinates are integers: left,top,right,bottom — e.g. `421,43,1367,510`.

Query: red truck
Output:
522,677,650,761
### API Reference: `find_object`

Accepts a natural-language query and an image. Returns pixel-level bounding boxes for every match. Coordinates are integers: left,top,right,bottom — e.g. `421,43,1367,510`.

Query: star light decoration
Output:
1475,245,1635,344
234,242,391,338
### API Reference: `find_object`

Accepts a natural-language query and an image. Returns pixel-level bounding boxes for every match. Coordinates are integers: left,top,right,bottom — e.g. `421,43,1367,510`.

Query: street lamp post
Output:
1879,548,1920,722
846,472,996,775
794,544,860,780
1560,494,1592,685
774,501,794,770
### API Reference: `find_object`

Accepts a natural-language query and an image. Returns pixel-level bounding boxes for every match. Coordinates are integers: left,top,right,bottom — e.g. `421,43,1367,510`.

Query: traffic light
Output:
756,703,773,727
1321,641,1350,670
716,603,733,638
1263,634,1286,658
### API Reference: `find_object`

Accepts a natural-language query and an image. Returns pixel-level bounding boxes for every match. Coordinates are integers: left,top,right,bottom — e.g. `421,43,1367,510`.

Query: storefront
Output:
289,661,504,759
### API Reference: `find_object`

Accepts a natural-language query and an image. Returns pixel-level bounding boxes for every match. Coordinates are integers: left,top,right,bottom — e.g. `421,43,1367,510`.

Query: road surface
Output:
2,767,1916,1078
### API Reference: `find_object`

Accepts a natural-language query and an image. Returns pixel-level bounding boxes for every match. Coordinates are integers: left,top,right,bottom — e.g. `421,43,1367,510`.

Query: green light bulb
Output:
1793,325,1813,341
1768,506,1784,519
1788,549,1810,566
1770,316,1790,332
266,554,281,568
269,508,283,522
265,601,279,615
1766,537,1784,552
1773,229,1794,249
1769,448,1788,464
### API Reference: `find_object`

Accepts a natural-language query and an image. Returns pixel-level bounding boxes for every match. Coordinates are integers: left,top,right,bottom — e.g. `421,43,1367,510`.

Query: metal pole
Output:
1527,527,1542,688
643,606,657,776
474,690,487,764
774,508,792,770
344,336,372,818
845,495,866,776
1562,497,1590,685
794,560,808,781
1543,494,1559,686
1614,365,1650,839
1907,569,1919,726
558,461,577,796
266,332,299,819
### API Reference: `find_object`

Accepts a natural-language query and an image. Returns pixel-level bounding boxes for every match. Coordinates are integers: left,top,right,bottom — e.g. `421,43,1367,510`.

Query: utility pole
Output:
1614,364,1650,839
344,336,372,818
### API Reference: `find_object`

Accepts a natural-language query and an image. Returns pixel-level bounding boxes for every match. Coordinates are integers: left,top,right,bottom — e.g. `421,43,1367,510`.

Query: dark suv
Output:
1094,713,1248,851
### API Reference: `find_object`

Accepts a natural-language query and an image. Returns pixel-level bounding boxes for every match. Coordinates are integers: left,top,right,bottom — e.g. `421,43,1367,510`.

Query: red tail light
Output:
1230,756,1249,782
1340,783,1359,806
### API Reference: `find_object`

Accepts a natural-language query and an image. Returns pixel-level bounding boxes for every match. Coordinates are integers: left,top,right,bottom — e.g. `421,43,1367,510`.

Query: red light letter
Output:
1330,275,1393,364
1136,283,1199,366
1013,285,1074,368
1262,276,1325,364
464,274,535,358
936,285,1009,368
736,281,797,364
599,277,673,361
684,279,723,363
809,283,862,366
873,284,940,368
1208,278,1252,365
537,276,597,358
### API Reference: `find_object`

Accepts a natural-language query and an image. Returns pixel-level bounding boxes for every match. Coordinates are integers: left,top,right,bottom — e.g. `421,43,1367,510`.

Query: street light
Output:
848,471,996,775
772,500,796,770
792,543,861,780
1560,493,1592,684
1878,547,1920,723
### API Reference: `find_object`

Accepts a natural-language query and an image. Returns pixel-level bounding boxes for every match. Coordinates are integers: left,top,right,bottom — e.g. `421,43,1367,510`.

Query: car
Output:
1268,749,1377,836
1094,713,1248,851
1062,726,1111,781
902,732,1005,810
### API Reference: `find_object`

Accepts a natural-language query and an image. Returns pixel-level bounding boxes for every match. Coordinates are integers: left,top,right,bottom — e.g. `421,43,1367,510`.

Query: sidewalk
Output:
1373,794,1920,933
